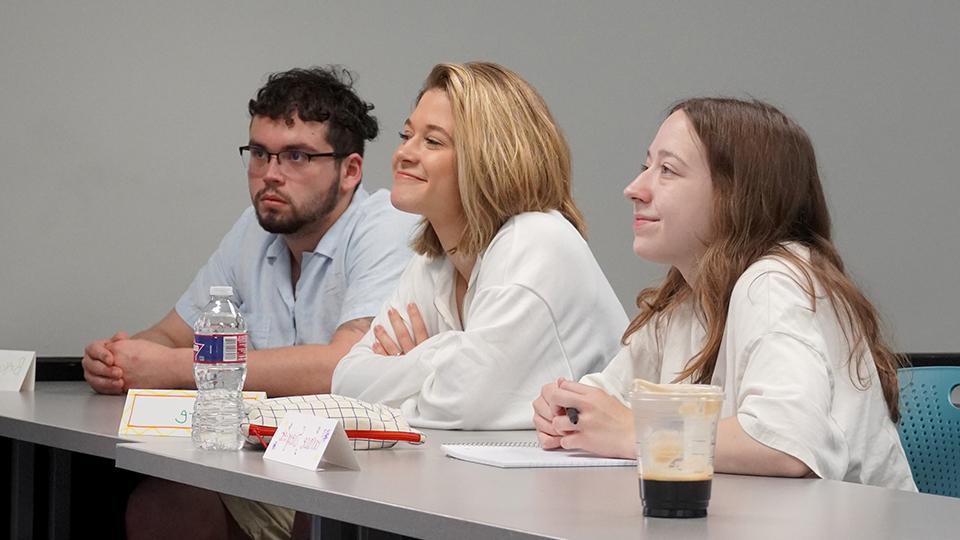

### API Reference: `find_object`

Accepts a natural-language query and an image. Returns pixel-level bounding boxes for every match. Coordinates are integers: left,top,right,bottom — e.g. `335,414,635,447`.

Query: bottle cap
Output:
209,286,234,297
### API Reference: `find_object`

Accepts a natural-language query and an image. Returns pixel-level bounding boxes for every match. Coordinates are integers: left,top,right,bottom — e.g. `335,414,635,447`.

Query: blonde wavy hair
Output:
623,98,905,422
410,62,585,257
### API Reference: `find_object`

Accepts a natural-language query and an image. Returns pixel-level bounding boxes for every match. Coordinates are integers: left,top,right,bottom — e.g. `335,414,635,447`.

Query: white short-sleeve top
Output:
582,245,916,491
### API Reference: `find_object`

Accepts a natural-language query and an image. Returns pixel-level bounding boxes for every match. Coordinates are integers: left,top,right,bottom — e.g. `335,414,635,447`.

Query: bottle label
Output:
193,333,247,363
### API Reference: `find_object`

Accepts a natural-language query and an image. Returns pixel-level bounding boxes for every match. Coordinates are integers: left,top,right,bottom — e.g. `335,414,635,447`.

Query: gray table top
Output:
116,429,960,540
0,381,135,458
5,383,959,539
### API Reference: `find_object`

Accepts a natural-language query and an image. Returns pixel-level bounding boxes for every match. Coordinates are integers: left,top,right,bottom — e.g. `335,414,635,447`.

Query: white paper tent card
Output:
263,412,360,471
0,350,36,391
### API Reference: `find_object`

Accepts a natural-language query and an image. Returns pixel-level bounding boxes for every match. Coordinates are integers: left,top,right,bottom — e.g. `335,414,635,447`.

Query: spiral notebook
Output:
441,441,636,468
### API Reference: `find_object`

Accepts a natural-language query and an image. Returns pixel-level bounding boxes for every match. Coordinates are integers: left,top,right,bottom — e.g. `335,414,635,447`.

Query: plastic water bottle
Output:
192,285,247,450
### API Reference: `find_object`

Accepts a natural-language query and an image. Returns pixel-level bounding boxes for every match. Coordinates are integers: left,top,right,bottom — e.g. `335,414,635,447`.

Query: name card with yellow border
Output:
118,389,267,437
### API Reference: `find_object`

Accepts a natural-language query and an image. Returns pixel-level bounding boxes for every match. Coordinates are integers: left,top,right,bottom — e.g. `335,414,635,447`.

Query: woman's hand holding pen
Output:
372,303,429,356
533,378,636,459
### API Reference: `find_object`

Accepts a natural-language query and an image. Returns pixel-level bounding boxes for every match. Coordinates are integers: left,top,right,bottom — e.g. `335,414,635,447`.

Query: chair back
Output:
897,366,960,497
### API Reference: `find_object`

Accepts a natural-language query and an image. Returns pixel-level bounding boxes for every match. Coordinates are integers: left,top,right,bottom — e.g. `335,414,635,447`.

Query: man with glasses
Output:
84,66,417,539
83,66,415,397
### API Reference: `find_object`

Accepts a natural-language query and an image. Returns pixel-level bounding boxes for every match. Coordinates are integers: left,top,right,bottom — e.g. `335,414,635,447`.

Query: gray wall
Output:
1,1,957,355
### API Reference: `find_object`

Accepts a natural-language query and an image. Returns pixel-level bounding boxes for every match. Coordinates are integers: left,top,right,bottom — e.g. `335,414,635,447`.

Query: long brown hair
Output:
623,97,905,421
409,62,586,257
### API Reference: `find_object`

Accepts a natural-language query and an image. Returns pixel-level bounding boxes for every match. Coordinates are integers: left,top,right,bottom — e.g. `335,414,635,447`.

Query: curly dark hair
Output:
248,66,378,157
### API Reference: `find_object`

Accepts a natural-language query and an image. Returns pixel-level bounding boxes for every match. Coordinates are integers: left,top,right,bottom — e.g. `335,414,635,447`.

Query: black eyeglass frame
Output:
238,145,346,165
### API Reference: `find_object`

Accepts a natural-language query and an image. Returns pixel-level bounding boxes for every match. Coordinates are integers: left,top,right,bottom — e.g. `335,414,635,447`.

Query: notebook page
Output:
441,442,636,468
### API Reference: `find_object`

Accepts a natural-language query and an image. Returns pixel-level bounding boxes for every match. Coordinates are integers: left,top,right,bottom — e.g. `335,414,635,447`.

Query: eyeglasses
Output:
239,145,345,175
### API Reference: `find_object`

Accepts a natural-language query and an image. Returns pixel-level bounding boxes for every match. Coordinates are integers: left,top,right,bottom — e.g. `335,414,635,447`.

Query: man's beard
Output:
254,174,341,235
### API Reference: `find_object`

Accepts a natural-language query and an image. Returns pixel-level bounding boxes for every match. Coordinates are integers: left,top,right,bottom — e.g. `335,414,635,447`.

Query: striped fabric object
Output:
241,394,425,450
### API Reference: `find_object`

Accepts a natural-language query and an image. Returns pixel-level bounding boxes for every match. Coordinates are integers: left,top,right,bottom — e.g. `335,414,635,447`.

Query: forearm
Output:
336,337,550,429
332,343,429,401
714,416,812,478
125,328,195,388
132,309,194,349
244,343,350,397
132,328,181,348
118,341,346,394
119,345,196,390
162,347,197,388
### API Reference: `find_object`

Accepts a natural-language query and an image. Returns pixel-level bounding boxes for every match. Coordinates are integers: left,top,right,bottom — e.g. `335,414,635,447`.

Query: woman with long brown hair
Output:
533,97,915,489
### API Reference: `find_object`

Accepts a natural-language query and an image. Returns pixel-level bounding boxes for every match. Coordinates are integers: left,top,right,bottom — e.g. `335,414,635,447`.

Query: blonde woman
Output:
332,62,627,429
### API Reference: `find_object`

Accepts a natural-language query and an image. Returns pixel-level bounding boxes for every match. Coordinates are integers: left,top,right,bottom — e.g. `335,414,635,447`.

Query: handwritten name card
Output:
118,389,266,437
263,412,360,471
0,350,36,392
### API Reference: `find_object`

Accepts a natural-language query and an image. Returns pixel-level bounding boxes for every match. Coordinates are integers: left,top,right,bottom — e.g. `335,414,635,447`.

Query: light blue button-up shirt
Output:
175,188,418,349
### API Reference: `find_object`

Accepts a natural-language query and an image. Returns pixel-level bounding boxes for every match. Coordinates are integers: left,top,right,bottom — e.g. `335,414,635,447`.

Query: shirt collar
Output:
314,186,369,259
265,234,287,263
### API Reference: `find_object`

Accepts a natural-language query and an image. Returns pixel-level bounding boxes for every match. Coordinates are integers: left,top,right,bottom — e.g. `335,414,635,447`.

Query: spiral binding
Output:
449,441,539,447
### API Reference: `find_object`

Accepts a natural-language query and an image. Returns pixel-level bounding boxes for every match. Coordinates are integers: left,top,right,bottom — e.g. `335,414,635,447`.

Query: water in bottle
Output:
192,285,247,450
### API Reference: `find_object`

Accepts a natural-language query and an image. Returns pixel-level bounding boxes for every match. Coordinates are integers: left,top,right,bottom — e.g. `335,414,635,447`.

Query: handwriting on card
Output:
118,389,266,437
0,350,35,392
263,414,360,471
174,408,191,425
0,355,28,376
273,423,335,454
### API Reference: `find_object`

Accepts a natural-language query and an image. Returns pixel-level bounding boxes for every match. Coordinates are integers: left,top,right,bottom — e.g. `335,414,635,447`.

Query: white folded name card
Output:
263,412,360,471
118,389,267,437
0,350,36,392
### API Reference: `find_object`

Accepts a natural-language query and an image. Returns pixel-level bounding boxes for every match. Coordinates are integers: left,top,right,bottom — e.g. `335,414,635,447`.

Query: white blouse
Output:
332,211,628,430
582,246,916,491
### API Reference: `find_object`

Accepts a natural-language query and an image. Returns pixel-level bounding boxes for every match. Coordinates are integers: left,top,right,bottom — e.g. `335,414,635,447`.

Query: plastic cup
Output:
629,380,724,518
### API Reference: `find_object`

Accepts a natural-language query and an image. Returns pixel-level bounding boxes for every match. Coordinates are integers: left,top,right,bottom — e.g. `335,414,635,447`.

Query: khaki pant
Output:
221,493,296,540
